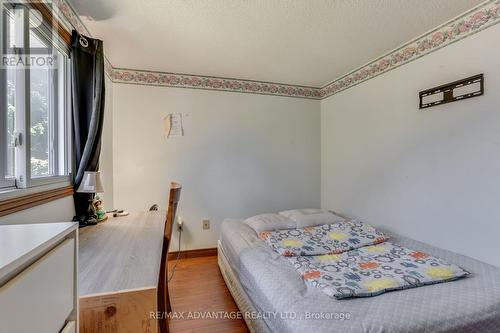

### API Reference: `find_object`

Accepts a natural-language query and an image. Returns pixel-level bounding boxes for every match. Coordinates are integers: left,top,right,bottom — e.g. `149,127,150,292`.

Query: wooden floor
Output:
168,256,249,333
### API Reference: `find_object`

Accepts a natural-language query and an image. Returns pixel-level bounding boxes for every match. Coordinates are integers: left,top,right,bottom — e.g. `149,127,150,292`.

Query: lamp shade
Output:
77,171,104,193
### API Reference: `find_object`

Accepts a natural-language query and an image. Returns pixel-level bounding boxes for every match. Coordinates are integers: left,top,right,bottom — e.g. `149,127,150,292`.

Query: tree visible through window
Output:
30,65,50,176
6,71,15,178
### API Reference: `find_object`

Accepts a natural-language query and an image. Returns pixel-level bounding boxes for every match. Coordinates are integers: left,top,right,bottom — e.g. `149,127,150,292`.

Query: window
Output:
1,2,71,190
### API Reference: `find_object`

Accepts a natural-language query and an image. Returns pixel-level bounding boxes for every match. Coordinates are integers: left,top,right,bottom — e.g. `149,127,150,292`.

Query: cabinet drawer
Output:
0,239,75,333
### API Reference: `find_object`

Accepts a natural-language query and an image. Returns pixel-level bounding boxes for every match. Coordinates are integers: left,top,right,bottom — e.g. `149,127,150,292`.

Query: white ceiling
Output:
73,0,484,87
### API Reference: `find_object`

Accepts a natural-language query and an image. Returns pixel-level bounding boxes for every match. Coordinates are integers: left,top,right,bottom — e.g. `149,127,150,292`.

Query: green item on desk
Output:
92,196,108,222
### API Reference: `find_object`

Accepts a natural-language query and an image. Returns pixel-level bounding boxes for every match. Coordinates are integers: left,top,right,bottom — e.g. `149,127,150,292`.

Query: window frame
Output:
0,5,16,189
0,1,74,215
27,19,72,187
1,2,72,192
0,0,75,222
0,63,11,188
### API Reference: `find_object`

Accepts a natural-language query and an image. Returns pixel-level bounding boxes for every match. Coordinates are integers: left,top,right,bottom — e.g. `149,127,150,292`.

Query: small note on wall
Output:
163,113,184,138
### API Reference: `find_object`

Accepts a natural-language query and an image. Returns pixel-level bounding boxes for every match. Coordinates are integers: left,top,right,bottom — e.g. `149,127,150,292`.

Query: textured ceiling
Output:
73,0,485,87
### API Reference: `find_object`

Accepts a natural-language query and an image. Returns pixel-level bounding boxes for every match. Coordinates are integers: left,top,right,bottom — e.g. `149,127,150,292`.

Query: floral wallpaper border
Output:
54,0,500,100
54,0,90,36
111,68,322,99
319,0,500,99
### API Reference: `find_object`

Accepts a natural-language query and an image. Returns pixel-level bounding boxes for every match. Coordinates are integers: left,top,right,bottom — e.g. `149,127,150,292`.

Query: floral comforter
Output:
260,222,470,299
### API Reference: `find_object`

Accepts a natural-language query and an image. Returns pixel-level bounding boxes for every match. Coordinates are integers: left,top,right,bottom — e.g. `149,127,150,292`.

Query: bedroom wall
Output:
111,85,320,250
0,196,75,225
321,23,500,267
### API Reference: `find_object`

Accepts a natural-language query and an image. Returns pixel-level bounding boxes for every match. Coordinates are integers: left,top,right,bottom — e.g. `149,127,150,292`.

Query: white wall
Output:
321,24,500,267
111,85,320,250
0,196,75,225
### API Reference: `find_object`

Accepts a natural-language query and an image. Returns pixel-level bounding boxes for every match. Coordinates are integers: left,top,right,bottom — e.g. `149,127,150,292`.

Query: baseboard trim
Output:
168,247,217,261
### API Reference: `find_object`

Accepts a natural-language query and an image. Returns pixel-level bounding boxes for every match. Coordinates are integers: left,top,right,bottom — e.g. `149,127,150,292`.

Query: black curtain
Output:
71,30,105,220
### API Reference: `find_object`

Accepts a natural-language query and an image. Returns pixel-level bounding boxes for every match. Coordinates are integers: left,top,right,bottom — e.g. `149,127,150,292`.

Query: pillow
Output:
279,209,345,228
244,213,297,233
260,220,388,256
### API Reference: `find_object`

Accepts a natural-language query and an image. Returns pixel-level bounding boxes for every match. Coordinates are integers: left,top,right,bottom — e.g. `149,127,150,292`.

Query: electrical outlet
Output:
177,216,183,231
202,219,210,230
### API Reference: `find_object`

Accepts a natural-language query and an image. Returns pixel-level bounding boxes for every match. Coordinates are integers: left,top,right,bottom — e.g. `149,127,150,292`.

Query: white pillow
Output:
279,209,345,228
244,213,297,233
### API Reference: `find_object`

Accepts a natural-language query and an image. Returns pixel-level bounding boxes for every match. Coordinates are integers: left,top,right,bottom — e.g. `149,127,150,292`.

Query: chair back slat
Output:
164,182,181,241
158,182,182,333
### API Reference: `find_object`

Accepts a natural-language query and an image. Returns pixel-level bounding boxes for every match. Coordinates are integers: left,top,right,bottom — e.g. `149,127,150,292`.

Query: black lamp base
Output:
74,197,99,227
75,215,98,227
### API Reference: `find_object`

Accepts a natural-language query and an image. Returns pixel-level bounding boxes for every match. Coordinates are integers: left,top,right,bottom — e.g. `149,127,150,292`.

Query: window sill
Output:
0,183,74,217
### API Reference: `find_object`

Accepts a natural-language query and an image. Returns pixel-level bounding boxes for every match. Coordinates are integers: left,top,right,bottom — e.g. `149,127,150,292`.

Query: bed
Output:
218,218,500,333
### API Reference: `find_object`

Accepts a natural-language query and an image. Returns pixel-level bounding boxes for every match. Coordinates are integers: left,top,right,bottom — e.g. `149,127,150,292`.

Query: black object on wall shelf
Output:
419,74,484,109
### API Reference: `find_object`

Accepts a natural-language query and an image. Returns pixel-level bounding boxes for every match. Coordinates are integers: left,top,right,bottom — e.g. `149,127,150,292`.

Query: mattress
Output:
220,218,500,333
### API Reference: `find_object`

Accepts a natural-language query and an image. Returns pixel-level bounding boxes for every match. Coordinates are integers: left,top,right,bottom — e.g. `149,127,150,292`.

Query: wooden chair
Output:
158,182,182,333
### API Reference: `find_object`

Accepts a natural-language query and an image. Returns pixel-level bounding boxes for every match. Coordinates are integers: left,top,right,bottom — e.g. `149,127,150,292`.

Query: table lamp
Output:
77,171,105,224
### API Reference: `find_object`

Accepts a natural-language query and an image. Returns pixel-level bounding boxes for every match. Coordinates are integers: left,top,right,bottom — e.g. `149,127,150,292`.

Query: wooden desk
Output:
79,211,165,333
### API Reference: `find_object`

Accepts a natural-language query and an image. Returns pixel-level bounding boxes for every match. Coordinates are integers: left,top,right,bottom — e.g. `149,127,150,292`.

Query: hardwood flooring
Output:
168,256,249,333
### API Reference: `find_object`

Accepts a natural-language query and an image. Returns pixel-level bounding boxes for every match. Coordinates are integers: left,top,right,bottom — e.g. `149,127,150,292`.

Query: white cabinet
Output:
0,223,78,333
61,321,76,333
